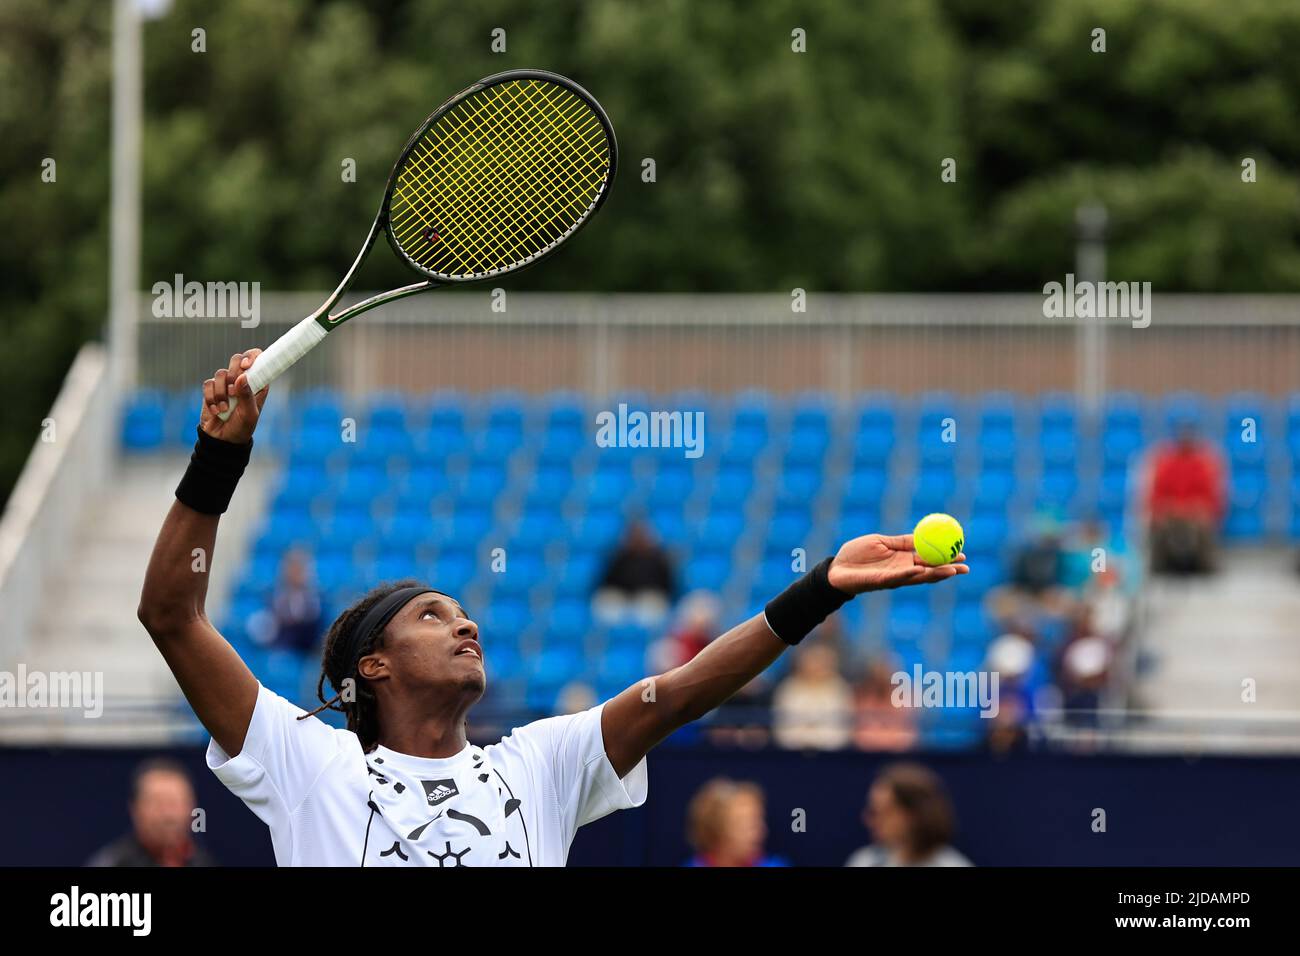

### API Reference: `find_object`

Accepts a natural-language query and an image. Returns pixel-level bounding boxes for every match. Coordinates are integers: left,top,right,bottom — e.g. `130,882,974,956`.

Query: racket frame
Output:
219,69,616,417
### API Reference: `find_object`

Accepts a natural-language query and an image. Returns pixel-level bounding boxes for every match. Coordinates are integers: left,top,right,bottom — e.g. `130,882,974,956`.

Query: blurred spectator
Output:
648,590,720,672
685,778,788,867
987,515,1076,640
852,659,918,752
247,549,324,653
772,644,853,750
1010,516,1067,596
1145,422,1225,575
592,520,676,627
1079,568,1131,641
982,633,1037,755
705,675,773,748
87,759,214,867
845,763,971,867
1056,635,1111,735
1060,515,1127,590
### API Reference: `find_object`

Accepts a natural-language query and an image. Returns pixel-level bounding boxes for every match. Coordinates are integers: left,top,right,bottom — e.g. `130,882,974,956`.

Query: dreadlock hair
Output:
298,579,423,753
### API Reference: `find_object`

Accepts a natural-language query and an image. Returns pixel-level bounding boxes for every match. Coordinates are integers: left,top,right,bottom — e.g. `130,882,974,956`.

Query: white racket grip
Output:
217,317,328,421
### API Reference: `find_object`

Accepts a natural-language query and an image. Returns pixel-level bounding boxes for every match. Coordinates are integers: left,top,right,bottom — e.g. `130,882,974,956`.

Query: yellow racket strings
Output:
390,79,611,278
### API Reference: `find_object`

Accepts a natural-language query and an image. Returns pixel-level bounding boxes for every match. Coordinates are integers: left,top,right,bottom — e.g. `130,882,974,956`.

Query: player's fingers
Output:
202,378,216,414
213,368,230,411
877,533,914,551
892,564,930,584
918,566,958,582
227,352,244,379
241,348,263,369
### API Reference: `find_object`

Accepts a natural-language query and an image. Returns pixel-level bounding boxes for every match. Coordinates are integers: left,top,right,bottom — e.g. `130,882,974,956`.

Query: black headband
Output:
341,586,435,679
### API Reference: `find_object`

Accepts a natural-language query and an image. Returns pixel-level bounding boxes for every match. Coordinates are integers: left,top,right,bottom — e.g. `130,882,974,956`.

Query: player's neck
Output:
376,705,471,759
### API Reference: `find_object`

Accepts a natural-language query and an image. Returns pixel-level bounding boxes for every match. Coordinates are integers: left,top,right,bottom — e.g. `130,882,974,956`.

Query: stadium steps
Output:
1130,546,1300,752
0,454,272,744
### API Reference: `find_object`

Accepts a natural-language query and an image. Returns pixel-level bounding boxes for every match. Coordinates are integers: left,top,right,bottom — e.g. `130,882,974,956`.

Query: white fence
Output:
0,345,113,668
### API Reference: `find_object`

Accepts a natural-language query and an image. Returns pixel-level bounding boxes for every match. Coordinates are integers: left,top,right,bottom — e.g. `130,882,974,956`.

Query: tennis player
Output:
138,350,969,867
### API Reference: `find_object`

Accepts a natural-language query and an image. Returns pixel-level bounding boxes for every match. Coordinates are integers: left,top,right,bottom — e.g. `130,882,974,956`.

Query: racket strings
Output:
395,85,604,273
389,78,611,279
399,93,591,273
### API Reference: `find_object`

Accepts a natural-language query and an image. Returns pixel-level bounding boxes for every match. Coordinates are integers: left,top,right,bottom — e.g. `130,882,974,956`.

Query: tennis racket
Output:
219,69,616,420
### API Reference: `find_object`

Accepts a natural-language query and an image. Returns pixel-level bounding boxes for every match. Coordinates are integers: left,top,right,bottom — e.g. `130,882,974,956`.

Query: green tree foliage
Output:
2,0,1299,502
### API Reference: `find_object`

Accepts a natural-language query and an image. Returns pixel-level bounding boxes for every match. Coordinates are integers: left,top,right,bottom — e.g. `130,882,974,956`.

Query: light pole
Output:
1075,202,1108,417
109,0,142,395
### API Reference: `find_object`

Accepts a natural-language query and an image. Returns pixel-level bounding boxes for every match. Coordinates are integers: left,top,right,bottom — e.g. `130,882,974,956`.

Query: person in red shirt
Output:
1146,423,1226,574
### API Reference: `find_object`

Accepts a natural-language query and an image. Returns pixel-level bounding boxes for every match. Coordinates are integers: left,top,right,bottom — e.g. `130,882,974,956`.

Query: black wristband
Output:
764,556,851,645
175,426,253,515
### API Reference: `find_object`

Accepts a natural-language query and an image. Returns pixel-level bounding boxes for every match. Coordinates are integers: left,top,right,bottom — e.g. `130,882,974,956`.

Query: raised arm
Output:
137,350,268,757
601,533,968,776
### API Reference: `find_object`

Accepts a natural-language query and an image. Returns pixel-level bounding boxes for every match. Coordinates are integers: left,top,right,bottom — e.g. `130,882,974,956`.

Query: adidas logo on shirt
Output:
422,779,459,807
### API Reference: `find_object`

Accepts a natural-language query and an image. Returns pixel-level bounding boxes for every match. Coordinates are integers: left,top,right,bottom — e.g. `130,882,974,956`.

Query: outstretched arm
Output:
600,533,968,777
137,350,268,758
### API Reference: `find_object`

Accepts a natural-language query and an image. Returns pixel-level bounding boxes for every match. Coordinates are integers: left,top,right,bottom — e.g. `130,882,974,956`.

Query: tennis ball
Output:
913,513,965,567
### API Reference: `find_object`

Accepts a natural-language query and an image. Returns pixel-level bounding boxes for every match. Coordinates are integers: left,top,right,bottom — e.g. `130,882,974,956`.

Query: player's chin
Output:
456,657,487,693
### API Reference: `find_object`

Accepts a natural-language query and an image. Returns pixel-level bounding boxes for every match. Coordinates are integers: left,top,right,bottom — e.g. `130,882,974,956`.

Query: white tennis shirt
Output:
207,684,648,866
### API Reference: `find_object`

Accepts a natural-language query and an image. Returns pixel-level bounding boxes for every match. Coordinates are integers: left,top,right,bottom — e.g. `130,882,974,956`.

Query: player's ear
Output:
357,654,387,682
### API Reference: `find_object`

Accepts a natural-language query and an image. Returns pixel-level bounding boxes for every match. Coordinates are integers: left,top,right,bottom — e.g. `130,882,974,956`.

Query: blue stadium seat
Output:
554,550,602,598
1039,428,1078,467
972,470,1016,508
336,465,388,506
918,392,959,432
454,464,508,505
1039,392,1076,432
289,423,340,461
851,426,895,467
446,508,493,548
298,392,343,430
646,463,696,508
536,427,587,464
380,509,436,550
507,511,564,549
573,510,624,551
845,468,888,502
364,394,406,430
785,428,831,465
978,393,1018,433
120,391,166,451
355,424,415,462
767,509,814,550
731,391,772,430
1161,391,1207,434
491,550,547,596
692,510,746,548
977,428,1017,468
775,466,821,504
394,463,450,506
541,392,587,430
684,551,732,591
429,551,475,594
1102,427,1145,468
721,424,768,461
